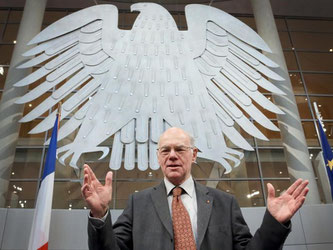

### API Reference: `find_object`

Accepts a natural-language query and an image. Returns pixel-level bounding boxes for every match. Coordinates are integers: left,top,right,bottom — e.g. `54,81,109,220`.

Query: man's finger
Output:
292,180,309,198
81,183,91,197
105,171,113,189
286,178,303,195
83,165,92,185
85,164,98,181
267,183,275,200
298,187,309,199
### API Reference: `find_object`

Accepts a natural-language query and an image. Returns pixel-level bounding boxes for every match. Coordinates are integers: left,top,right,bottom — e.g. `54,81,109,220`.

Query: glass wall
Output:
1,6,332,209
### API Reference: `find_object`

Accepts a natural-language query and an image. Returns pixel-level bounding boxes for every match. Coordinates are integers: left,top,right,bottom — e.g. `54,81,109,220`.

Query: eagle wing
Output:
184,4,285,154
15,5,133,168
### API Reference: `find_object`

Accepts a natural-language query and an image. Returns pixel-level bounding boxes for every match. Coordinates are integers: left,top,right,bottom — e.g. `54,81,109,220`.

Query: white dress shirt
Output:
164,176,198,243
90,176,198,243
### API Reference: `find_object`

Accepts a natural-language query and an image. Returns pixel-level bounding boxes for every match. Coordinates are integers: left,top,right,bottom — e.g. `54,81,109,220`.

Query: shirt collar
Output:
164,176,195,198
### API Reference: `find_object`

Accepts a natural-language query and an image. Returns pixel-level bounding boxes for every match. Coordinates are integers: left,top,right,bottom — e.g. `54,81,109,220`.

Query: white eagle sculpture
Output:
14,3,285,173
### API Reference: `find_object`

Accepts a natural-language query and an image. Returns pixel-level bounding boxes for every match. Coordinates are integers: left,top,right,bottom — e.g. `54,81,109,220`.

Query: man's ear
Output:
192,148,198,162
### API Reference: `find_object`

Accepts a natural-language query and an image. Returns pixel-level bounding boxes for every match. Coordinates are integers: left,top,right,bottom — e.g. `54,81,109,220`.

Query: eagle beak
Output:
130,3,142,12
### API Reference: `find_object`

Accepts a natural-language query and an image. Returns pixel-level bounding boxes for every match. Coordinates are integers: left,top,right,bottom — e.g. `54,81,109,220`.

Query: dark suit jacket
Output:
88,181,291,250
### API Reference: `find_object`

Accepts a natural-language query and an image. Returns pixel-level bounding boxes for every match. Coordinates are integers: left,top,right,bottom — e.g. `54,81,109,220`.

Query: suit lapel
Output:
195,181,213,249
151,181,173,238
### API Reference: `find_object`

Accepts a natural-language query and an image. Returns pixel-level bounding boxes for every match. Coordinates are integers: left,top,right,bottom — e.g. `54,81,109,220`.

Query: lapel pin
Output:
206,200,210,204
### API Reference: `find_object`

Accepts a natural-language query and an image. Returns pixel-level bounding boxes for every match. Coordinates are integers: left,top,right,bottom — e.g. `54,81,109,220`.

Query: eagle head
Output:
131,2,169,15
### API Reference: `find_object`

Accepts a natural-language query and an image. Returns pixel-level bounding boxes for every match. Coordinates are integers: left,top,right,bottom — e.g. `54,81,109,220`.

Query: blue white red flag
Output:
318,120,333,199
28,114,59,250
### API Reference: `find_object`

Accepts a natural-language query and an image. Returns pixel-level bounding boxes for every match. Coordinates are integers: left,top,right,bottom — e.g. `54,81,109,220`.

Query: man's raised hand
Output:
81,164,113,218
267,179,309,224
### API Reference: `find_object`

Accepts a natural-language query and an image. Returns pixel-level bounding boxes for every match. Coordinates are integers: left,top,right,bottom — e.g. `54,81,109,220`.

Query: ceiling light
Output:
0,66,4,75
329,48,333,52
13,40,16,44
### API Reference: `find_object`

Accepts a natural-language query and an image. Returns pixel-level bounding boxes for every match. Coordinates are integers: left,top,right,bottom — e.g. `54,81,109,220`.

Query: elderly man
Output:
82,127,309,250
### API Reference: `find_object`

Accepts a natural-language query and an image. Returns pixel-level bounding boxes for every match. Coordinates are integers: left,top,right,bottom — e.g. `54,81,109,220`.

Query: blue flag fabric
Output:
41,115,58,181
318,120,333,199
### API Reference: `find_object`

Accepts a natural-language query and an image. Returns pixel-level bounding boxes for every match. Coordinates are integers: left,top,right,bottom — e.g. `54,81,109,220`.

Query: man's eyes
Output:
160,147,187,153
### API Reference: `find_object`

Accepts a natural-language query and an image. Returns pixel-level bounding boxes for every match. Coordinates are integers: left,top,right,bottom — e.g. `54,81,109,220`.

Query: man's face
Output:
157,128,197,185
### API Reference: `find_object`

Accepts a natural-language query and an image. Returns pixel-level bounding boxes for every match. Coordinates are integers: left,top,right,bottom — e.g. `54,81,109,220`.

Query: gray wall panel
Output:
0,208,7,248
1,209,33,250
307,243,333,250
241,207,306,245
300,204,333,244
0,205,332,249
48,210,89,250
283,245,307,250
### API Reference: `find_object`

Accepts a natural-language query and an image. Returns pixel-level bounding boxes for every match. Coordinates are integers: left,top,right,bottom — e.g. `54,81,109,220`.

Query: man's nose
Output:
168,148,178,159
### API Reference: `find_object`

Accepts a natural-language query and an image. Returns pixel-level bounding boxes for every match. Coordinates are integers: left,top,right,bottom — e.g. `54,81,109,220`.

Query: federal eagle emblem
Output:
14,3,285,173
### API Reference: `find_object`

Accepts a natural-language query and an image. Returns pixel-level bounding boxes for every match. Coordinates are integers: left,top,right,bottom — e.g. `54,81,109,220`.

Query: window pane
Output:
18,120,46,146
309,148,321,178
284,51,298,70
279,31,292,49
310,96,333,119
115,166,164,180
287,19,333,33
115,181,160,209
43,11,67,25
207,180,265,207
0,66,8,89
0,10,9,23
304,73,333,94
0,45,14,64
53,181,87,209
255,121,283,147
298,52,333,71
289,73,305,94
8,10,22,23
254,95,277,119
291,32,333,51
275,18,287,31
263,180,292,198
119,12,139,29
259,149,289,178
3,24,19,43
303,121,320,147
223,151,260,178
11,148,42,179
296,96,312,119
22,92,51,117
5,181,37,208
238,17,256,30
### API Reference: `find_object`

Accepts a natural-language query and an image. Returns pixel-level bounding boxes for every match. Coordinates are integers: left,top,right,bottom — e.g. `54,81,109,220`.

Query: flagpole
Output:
57,102,62,128
313,102,324,149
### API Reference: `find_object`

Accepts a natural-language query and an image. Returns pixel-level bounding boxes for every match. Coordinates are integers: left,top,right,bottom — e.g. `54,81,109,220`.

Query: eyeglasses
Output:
157,145,194,156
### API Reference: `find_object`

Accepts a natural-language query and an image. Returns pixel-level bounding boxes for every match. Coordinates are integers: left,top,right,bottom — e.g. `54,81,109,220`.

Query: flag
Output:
317,120,333,199
28,114,59,250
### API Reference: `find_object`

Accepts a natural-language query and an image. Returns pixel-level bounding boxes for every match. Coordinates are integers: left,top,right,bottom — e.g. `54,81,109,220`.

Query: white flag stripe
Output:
28,172,54,250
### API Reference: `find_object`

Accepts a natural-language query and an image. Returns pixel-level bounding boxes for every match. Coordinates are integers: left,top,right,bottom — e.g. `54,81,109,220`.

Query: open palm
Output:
267,179,309,223
81,164,113,218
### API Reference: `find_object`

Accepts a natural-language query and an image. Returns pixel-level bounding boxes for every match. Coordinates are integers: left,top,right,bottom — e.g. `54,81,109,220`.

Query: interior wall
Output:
0,205,333,250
